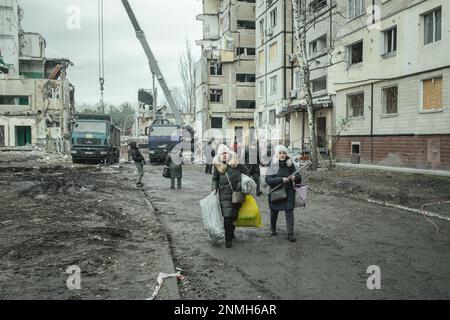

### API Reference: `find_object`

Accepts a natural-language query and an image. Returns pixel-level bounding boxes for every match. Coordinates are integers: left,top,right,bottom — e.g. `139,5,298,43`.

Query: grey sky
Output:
20,0,202,108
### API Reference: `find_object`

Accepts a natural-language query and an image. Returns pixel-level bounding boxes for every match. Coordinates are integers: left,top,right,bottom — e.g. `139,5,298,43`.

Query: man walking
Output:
129,142,146,187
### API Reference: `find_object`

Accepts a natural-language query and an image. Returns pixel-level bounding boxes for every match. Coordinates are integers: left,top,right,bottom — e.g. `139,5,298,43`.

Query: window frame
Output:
420,76,443,112
382,85,398,115
269,75,278,94
209,89,223,103
347,92,365,118
423,8,442,45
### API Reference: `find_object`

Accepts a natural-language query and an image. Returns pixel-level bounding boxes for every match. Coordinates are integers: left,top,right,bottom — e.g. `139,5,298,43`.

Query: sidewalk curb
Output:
337,163,450,177
142,192,181,300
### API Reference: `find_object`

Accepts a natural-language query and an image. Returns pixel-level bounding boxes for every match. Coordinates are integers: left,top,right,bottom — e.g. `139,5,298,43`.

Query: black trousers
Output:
270,209,294,236
224,204,240,242
205,164,213,174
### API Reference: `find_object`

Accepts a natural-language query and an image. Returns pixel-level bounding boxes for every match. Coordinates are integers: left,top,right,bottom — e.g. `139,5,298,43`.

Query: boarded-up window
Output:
423,77,442,111
258,50,265,66
269,42,278,61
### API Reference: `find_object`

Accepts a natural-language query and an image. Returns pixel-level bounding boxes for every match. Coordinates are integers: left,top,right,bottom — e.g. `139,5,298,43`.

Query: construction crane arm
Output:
121,0,183,127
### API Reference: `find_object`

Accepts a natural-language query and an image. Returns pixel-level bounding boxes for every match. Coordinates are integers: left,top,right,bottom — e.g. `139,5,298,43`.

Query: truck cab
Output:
146,120,181,163
70,114,121,164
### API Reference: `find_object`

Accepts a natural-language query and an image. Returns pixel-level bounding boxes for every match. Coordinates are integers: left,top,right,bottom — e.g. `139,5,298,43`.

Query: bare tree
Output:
291,0,348,171
179,39,196,114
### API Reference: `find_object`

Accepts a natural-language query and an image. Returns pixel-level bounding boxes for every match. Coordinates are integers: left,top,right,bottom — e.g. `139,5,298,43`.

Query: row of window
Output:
209,89,256,108
347,76,443,118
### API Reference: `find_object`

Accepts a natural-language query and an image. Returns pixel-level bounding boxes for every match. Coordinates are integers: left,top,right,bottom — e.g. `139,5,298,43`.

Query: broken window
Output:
237,20,255,30
210,60,223,76
236,47,256,56
382,86,398,114
383,27,397,54
312,76,327,93
236,73,256,83
349,41,363,65
347,92,365,117
211,117,223,129
0,95,30,106
309,35,327,55
236,100,256,109
424,8,441,45
210,89,223,103
310,0,327,13
422,77,443,111
348,0,365,19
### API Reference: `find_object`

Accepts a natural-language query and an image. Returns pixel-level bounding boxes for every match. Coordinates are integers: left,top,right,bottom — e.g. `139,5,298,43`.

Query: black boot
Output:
287,234,297,242
270,227,277,236
225,240,232,248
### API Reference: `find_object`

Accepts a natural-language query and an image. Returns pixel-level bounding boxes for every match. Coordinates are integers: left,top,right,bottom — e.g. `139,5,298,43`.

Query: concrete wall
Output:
0,0,20,77
0,116,37,146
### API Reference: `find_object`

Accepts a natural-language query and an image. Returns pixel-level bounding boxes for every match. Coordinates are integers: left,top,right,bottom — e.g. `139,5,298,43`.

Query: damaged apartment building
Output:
0,0,74,152
195,0,256,145
253,0,449,171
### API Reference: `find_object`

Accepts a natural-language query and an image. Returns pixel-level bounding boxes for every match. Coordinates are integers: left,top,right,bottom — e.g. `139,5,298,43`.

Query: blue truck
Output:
145,119,181,163
70,113,121,164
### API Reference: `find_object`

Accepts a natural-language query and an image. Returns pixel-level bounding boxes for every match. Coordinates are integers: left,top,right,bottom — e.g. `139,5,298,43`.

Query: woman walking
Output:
165,148,183,189
265,145,301,242
212,144,248,248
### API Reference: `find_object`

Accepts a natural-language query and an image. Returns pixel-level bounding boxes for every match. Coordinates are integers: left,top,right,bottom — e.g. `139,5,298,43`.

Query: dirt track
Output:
0,161,178,300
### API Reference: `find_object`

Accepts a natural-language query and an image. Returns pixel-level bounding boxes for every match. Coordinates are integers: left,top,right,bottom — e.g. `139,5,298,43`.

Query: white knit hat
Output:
274,144,288,155
217,144,231,156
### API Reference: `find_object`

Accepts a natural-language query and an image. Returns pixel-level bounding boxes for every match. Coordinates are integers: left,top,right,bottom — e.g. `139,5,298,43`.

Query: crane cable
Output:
98,0,105,112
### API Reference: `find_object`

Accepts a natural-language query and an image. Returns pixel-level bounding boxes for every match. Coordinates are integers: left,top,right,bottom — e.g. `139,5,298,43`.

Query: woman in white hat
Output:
212,144,248,248
265,145,302,242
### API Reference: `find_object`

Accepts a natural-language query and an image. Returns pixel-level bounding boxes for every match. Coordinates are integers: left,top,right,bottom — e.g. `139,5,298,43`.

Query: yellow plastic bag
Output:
235,195,263,228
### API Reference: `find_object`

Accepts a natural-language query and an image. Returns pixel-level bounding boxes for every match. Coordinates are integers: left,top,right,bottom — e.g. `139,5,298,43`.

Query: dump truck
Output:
70,113,121,164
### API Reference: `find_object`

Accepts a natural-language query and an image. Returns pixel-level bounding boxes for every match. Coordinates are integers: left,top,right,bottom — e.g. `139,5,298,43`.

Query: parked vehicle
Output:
146,119,180,163
70,113,121,164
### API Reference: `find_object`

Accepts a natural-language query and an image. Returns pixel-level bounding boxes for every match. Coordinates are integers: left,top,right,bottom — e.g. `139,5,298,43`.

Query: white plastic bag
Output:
241,174,257,194
199,192,224,243
294,184,308,208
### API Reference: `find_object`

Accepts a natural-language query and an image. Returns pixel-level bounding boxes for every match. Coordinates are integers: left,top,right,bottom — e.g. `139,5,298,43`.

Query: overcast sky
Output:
20,0,202,108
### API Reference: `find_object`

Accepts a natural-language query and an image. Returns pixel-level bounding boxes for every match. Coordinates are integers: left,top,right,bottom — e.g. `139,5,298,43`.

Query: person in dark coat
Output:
212,144,248,248
165,149,183,189
204,140,215,174
265,145,301,242
244,144,262,196
129,142,146,187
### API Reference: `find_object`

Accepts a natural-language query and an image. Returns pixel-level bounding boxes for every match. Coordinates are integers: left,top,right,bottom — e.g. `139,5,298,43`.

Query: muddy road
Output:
1,154,449,300
141,165,450,300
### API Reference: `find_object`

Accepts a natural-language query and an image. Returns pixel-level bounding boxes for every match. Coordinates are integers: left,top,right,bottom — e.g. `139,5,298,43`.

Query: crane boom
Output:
121,0,183,127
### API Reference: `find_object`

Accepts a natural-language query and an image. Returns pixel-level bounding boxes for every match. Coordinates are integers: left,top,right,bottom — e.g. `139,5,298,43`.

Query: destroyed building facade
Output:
195,0,256,144
0,0,74,152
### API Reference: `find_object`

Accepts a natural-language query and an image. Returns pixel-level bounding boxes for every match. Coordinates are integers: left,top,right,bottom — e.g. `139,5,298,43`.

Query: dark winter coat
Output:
265,157,301,211
212,153,248,218
244,146,261,179
131,148,145,163
165,152,182,179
